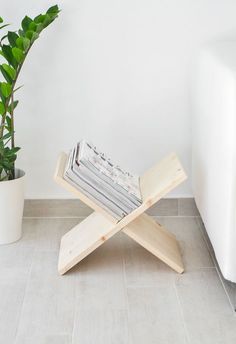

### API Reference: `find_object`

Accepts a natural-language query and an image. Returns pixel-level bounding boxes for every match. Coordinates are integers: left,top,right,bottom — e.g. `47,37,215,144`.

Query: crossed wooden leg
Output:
54,152,187,275
58,211,184,275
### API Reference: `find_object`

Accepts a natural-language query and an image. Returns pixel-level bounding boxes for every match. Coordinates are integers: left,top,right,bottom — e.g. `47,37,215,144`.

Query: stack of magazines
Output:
64,140,142,220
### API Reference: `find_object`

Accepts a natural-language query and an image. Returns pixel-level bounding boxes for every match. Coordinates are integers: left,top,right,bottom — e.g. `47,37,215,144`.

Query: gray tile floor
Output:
1,199,236,344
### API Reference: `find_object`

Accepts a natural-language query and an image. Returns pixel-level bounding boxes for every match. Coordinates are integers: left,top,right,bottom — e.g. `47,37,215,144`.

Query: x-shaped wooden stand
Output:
54,152,187,275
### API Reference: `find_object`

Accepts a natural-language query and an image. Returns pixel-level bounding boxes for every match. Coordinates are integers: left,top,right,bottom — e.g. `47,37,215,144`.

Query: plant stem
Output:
0,97,11,138
10,92,14,149
0,44,33,180
0,45,32,139
10,92,15,179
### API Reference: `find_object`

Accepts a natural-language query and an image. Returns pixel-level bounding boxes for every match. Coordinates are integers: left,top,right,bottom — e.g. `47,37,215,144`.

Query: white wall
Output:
2,0,236,198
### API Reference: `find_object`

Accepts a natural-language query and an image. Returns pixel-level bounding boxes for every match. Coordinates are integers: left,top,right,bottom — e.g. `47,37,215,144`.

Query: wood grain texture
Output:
58,212,184,275
58,212,115,275
55,152,187,275
140,152,187,205
123,214,184,273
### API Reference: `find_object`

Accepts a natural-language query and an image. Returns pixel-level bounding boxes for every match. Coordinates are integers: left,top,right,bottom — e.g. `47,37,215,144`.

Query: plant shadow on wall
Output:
0,5,60,181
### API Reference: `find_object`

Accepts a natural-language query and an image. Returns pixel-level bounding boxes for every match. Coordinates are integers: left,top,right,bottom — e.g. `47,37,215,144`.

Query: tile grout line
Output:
70,275,78,344
121,238,133,344
173,276,192,344
196,219,236,313
152,215,200,219
23,216,87,219
13,248,36,344
215,264,236,314
22,215,201,220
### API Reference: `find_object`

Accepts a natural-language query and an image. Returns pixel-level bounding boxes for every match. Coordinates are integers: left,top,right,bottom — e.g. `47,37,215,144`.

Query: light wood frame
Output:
54,152,187,275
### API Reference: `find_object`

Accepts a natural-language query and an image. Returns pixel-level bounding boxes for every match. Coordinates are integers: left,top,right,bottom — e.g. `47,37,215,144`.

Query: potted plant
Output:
0,5,60,244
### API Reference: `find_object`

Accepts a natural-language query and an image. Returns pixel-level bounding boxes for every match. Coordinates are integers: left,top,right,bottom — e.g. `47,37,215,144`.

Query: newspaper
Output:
64,140,142,220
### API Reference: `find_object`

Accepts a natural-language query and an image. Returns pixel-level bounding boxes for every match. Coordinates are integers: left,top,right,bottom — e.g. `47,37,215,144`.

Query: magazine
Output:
64,140,142,220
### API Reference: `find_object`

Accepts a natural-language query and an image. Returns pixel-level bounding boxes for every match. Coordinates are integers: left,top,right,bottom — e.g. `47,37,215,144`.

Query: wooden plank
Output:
108,153,187,231
55,152,186,275
54,152,117,223
140,152,187,206
58,211,184,275
123,213,184,273
58,212,117,275
54,152,186,225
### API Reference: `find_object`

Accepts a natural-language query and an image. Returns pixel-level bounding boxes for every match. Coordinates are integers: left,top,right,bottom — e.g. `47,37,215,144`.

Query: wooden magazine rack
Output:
54,152,187,275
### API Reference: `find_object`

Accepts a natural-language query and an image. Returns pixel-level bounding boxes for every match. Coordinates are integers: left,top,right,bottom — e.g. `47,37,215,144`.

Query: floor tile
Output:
24,199,92,218
75,235,127,310
196,217,236,312
121,233,175,287
15,251,76,340
158,217,214,270
178,198,200,216
23,198,180,218
0,213,235,343
21,218,80,251
146,198,178,216
73,236,129,343
72,309,129,344
0,267,31,343
175,269,236,344
195,216,215,255
15,334,72,344
0,245,34,270
220,278,236,312
0,245,34,342
127,286,187,344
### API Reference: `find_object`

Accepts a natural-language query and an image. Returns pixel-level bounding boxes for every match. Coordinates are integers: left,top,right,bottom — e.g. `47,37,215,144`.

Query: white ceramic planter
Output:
0,169,25,244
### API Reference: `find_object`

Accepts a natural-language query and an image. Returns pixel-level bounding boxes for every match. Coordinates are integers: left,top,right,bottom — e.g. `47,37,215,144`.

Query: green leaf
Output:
35,23,44,33
15,37,23,50
34,14,46,24
2,45,12,63
1,132,11,140
47,5,59,15
6,115,11,128
0,34,8,45
2,45,17,68
34,14,51,27
1,82,11,97
16,37,30,51
2,160,14,169
13,85,23,93
28,21,37,31
8,31,18,46
0,82,6,102
0,102,5,115
0,24,10,30
25,30,39,42
2,64,16,80
0,64,12,83
7,100,18,112
21,16,33,32
0,175,9,182
23,37,30,50
10,147,20,154
18,29,24,37
12,47,24,63
0,17,3,24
